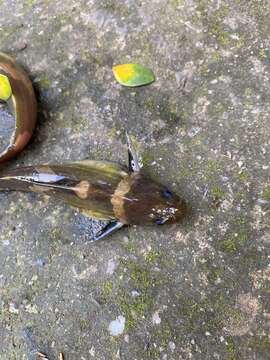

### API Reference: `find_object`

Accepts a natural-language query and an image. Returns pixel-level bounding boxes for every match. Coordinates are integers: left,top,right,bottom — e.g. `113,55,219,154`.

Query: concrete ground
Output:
0,0,269,359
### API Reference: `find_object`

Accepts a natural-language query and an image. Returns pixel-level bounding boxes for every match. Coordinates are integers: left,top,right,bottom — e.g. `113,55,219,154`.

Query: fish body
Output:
0,161,126,221
0,159,187,229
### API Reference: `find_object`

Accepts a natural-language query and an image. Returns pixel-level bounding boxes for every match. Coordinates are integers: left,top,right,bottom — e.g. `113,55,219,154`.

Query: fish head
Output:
113,173,187,225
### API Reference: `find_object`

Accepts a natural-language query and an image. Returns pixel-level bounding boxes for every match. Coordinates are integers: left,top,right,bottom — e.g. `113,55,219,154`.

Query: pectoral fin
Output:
93,221,124,241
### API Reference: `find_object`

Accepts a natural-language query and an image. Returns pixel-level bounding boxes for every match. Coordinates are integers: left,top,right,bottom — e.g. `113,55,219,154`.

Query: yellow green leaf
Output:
112,64,155,87
0,74,12,101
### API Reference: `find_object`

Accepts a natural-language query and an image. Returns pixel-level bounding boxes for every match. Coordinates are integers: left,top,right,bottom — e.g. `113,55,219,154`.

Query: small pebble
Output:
168,341,175,351
152,311,161,325
108,315,125,336
9,303,19,314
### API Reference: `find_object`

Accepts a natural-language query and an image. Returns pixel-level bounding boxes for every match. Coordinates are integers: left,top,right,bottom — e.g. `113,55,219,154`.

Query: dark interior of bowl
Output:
0,101,15,154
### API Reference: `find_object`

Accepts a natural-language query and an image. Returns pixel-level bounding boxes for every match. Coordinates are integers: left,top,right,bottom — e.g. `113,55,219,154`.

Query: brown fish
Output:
0,135,187,240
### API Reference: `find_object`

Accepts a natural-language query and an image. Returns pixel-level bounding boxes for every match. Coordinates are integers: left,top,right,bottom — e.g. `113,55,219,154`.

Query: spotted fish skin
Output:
0,160,187,226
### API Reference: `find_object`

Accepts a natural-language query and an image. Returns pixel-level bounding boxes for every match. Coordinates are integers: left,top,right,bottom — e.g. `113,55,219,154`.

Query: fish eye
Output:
155,218,167,225
162,189,173,200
